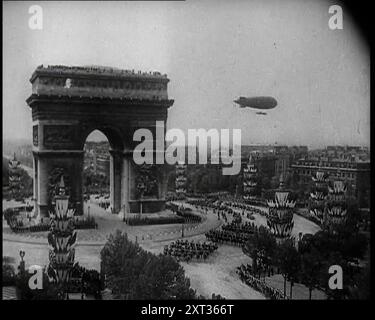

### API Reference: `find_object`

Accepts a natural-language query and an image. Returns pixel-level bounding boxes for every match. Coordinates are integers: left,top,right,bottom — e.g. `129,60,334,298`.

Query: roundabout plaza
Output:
3,194,324,300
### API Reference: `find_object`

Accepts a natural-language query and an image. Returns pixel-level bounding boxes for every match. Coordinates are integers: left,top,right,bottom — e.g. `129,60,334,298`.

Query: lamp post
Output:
19,250,26,274
309,171,328,225
137,182,145,219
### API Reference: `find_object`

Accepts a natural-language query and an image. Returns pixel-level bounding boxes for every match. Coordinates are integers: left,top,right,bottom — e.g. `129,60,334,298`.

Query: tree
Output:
3,256,16,286
298,224,369,300
299,248,323,299
199,175,210,194
260,176,271,190
308,228,367,264
243,226,277,279
134,254,196,299
100,231,146,297
3,165,33,200
349,259,370,299
275,239,300,299
298,233,314,254
100,230,196,299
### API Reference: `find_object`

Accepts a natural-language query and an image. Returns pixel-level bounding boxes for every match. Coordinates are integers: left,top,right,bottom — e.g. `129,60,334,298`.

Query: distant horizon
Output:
3,136,370,151
3,1,370,148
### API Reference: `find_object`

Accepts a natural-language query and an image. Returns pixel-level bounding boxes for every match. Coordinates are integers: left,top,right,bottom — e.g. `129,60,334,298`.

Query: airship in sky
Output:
234,96,278,110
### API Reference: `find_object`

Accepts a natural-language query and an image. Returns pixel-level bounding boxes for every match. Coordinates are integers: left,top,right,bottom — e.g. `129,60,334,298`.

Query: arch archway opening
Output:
81,127,124,152
82,129,123,215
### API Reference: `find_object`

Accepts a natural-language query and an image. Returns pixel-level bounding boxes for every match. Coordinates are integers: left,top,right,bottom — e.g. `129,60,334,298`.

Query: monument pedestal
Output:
128,199,166,214
33,150,84,217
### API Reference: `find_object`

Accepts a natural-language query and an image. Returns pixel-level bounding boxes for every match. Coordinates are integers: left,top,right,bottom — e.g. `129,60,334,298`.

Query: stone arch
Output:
27,65,174,217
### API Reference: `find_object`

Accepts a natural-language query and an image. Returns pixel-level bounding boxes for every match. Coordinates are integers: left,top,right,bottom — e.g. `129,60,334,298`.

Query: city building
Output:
291,157,370,207
240,151,276,180
275,154,290,180
241,145,308,183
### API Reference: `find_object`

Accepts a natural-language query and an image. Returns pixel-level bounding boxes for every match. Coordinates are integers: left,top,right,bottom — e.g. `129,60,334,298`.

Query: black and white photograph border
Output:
1,0,372,310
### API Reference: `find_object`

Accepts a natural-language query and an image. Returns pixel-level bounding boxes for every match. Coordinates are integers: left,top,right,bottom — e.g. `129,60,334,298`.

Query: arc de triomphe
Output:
27,65,174,217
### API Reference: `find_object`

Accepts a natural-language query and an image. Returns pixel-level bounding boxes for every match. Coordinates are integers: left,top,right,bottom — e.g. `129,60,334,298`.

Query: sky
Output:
3,0,370,148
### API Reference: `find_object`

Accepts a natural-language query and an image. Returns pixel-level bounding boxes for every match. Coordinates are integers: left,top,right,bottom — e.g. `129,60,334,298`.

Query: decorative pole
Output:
309,170,329,225
325,180,348,232
8,153,21,197
266,174,295,244
47,176,77,299
19,250,26,275
139,185,145,219
243,154,258,203
175,162,187,199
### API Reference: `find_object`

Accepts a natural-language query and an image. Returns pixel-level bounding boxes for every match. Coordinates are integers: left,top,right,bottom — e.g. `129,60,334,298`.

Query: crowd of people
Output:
74,216,98,229
205,229,250,246
6,214,97,233
205,219,263,246
236,264,286,300
221,220,259,234
222,201,268,216
8,221,50,233
164,240,218,262
187,199,234,215
166,202,202,223
69,263,102,299
98,201,110,210
166,192,186,201
187,198,267,221
124,215,184,226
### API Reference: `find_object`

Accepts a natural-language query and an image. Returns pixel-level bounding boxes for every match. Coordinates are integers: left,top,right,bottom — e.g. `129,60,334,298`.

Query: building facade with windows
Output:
291,158,370,207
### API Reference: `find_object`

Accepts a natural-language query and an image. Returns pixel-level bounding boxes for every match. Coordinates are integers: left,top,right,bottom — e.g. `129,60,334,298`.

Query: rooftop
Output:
30,65,169,82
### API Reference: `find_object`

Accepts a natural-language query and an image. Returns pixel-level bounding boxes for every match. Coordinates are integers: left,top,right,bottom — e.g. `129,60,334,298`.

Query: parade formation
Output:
164,240,218,262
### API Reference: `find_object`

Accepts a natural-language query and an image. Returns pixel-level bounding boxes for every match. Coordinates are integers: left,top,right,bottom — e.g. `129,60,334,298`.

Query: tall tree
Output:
275,239,300,299
100,230,196,299
299,248,323,299
243,226,277,279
